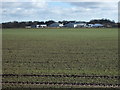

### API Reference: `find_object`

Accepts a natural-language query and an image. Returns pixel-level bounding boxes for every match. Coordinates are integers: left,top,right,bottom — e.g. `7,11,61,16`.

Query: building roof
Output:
49,22,61,27
88,23,104,27
93,24,104,26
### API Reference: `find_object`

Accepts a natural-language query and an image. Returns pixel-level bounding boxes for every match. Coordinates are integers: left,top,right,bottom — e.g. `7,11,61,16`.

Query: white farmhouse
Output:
74,23,86,28
35,24,47,28
59,23,64,27
40,24,47,28
36,25,40,28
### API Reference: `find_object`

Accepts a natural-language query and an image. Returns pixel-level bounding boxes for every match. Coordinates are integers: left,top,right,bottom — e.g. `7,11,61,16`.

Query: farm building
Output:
64,23,75,28
36,24,47,28
87,24,104,28
26,24,47,28
74,22,87,28
49,22,63,28
25,23,104,28
64,22,87,28
36,25,40,28
25,25,31,28
40,24,47,28
31,25,37,28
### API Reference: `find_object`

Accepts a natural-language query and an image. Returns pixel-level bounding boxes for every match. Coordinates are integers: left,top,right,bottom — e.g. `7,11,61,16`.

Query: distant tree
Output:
19,22,26,28
69,21,76,23
88,19,116,27
89,19,115,24
37,21,45,24
45,20,55,26
26,21,33,26
2,22,14,28
33,21,39,25
58,21,62,24
61,20,69,25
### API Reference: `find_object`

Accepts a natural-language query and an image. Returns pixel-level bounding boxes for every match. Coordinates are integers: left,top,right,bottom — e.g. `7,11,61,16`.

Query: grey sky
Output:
1,0,119,22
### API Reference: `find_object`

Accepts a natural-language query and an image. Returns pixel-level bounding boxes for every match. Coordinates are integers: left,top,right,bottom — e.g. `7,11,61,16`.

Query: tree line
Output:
1,19,119,28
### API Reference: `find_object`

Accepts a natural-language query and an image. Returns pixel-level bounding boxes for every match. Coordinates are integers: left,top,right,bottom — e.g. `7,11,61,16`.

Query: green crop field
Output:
2,28,119,88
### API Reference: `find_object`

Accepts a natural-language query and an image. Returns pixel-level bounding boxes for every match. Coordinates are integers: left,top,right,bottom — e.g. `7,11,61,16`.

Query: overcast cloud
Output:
1,0,119,22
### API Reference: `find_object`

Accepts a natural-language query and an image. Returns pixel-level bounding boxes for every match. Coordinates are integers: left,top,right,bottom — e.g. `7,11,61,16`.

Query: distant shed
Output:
88,24,104,28
74,23,86,28
25,26,31,28
40,24,47,28
49,22,63,28
64,22,87,28
64,23,74,28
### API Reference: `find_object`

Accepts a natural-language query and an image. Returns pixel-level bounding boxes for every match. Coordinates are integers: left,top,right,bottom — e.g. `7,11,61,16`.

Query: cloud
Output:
69,2,118,10
1,0,119,2
53,0,119,2
1,0,47,2
1,1,118,22
69,2,103,9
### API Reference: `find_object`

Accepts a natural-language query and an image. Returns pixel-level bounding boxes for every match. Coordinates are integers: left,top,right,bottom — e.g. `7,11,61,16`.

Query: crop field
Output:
2,28,119,88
